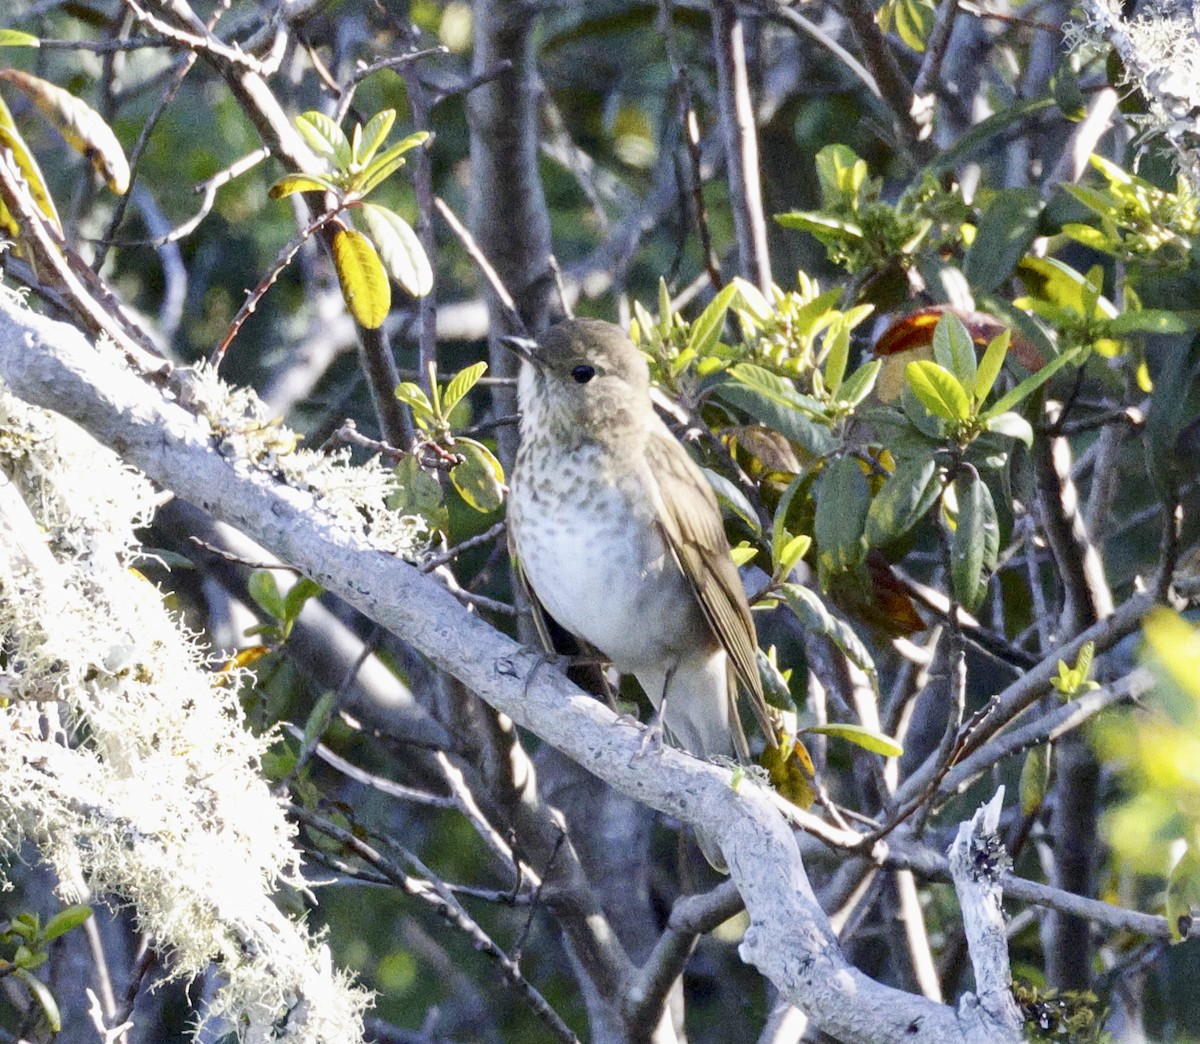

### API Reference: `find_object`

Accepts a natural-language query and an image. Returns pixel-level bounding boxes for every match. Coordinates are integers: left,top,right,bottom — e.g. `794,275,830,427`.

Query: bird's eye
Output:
570,365,596,384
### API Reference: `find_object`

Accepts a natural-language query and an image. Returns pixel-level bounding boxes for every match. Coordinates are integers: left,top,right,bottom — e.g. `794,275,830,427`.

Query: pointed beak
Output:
498,334,539,364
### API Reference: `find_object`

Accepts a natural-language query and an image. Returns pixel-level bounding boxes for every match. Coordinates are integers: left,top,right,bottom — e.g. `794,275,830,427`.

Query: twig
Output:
281,724,457,808
711,0,772,293
939,669,1153,798
434,195,524,332
209,210,339,366
94,50,200,270
289,803,581,1044
420,521,507,573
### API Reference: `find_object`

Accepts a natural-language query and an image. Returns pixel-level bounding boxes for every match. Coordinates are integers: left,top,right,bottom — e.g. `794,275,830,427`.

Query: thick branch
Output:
0,298,1013,1044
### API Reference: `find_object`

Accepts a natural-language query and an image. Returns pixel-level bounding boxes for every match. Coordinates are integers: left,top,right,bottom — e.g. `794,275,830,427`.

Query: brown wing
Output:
507,528,558,656
643,428,776,751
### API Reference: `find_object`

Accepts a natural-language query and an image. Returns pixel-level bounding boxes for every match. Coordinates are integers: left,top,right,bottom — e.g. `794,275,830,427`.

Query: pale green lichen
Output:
0,384,371,1041
182,361,429,560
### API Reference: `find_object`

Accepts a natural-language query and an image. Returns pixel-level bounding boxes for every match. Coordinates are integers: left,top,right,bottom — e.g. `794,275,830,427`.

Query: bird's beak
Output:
498,334,539,364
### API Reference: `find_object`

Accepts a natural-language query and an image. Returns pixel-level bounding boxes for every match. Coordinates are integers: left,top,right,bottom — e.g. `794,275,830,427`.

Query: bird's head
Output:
502,318,650,442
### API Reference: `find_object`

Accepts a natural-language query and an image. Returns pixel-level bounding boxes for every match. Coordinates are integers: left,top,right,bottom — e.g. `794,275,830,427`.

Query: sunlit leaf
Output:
804,722,903,757
905,360,971,421
247,569,285,620
932,311,977,388
0,69,129,193
355,108,396,167
983,411,1034,447
0,95,61,233
358,130,430,196
268,173,338,199
0,29,39,47
451,437,505,512
296,110,351,167
42,904,92,943
974,328,1010,404
359,202,433,297
981,346,1081,419
332,227,391,328
686,280,740,356
443,361,487,416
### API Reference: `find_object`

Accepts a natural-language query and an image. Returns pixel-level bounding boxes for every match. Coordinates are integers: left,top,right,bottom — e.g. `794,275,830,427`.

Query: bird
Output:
503,317,775,869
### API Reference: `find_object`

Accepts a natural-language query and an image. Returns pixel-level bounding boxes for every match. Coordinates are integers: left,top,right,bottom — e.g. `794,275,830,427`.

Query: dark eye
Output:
570,365,596,384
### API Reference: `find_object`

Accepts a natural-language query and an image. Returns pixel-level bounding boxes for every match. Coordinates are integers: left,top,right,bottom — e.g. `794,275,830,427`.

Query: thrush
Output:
504,318,775,869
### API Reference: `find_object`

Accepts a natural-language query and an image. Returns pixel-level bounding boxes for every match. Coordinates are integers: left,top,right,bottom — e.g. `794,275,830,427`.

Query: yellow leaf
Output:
0,93,61,233
332,227,390,329
0,69,129,193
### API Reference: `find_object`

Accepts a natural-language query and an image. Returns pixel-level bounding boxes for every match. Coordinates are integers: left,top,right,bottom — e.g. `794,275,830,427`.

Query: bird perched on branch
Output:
504,318,775,869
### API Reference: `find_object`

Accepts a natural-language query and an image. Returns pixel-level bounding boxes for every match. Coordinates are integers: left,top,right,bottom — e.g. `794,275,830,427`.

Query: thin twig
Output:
434,195,524,332
420,521,507,573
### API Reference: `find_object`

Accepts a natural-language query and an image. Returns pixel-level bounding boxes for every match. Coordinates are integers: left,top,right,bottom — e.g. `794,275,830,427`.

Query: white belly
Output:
512,479,702,672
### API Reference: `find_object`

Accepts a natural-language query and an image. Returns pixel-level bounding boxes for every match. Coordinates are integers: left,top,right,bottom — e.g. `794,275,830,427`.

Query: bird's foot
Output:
634,712,666,761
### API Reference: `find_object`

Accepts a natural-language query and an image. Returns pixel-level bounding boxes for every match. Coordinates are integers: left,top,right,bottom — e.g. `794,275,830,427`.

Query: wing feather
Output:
643,428,776,751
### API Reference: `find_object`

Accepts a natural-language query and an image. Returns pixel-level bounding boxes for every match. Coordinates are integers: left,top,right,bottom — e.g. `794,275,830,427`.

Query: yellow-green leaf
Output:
0,29,39,47
332,228,390,329
359,202,433,297
1019,744,1051,816
0,94,61,234
296,110,351,168
0,69,129,193
906,360,971,421
443,361,487,416
451,437,505,512
355,109,396,167
804,723,903,757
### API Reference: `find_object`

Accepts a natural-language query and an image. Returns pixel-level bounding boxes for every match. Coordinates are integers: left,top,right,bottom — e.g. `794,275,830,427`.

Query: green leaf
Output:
443,362,487,417
981,346,1081,419
837,358,882,407
983,411,1034,447
248,569,285,621
394,381,434,424
932,311,977,389
355,108,396,167
727,364,826,418
687,280,740,357
702,468,761,534
451,438,505,513
41,905,91,943
950,470,998,611
963,188,1043,292
815,456,870,575
0,29,39,47
1101,309,1193,336
775,534,812,578
905,360,971,421
390,454,448,533
358,203,433,298
332,227,391,328
283,577,323,625
14,968,60,1032
779,582,876,678
1167,845,1200,942
296,110,351,167
974,328,1010,404
822,322,851,395
865,456,942,547
268,173,338,199
892,0,935,52
358,130,430,196
718,383,836,458
804,722,903,757
772,471,813,568
1019,745,1051,816
775,210,864,239
302,689,337,751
